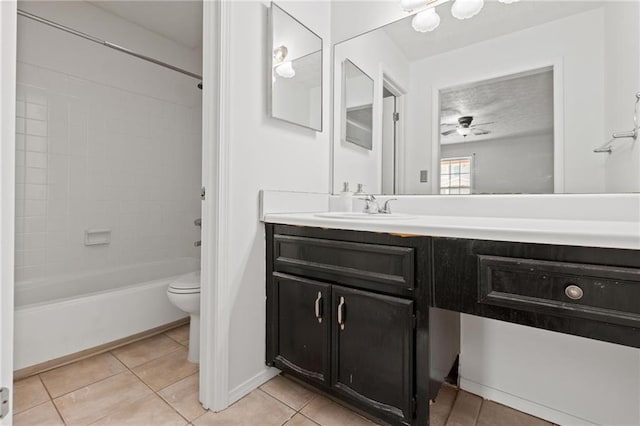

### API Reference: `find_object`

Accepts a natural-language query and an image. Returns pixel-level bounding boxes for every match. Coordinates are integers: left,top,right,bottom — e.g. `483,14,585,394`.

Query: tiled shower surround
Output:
14,60,201,283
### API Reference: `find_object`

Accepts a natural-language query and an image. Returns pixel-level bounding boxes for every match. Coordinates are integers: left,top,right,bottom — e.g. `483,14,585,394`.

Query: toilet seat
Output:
168,271,200,294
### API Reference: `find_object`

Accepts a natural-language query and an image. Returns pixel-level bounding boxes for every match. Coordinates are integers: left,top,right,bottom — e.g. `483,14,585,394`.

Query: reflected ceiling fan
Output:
441,116,493,137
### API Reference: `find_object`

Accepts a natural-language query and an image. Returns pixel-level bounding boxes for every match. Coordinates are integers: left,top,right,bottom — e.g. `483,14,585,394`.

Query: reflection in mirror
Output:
343,60,374,150
438,67,554,194
332,1,640,195
269,3,322,131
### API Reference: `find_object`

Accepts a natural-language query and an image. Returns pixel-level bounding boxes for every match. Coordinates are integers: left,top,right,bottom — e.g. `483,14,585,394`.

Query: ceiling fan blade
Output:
441,129,458,136
440,123,458,127
473,129,491,135
469,122,494,128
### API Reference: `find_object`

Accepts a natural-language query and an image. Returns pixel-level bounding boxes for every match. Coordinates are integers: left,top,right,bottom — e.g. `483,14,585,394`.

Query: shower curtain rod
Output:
17,9,203,81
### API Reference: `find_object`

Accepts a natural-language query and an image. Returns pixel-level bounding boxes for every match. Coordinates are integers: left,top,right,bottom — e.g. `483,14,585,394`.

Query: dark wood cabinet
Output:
268,273,331,385
266,223,640,425
266,224,457,426
331,285,415,422
432,237,640,348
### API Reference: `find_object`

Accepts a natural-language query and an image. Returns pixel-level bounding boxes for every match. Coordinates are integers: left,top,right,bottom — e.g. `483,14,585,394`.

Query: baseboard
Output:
227,367,280,406
460,378,598,426
14,317,189,380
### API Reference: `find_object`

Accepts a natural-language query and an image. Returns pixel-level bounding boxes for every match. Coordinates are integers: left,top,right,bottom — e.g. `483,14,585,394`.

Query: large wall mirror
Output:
332,1,640,195
269,2,322,131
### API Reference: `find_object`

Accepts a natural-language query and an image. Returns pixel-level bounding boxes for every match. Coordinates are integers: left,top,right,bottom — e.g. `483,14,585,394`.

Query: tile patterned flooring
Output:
14,324,553,426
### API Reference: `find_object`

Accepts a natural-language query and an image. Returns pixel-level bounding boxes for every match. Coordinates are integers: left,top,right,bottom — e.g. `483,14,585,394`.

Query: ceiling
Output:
440,68,554,145
381,1,604,61
90,0,202,49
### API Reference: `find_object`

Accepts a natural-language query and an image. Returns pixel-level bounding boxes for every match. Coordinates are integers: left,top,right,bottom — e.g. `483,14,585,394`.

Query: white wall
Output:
440,132,554,194
331,0,405,44
333,30,410,193
223,0,331,400
405,8,606,195
603,1,640,193
15,1,202,283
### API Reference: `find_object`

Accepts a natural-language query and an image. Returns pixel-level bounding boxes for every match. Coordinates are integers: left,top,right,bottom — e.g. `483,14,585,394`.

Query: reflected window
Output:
440,157,472,195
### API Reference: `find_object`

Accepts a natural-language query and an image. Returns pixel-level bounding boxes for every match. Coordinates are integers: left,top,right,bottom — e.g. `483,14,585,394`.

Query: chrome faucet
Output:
359,195,397,214
194,218,201,247
360,194,380,214
380,199,397,214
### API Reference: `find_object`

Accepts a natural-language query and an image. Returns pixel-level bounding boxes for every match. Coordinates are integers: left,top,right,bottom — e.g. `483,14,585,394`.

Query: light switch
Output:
420,170,428,183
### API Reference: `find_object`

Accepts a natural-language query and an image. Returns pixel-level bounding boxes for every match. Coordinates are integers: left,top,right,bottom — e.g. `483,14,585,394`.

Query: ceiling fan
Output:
441,116,493,137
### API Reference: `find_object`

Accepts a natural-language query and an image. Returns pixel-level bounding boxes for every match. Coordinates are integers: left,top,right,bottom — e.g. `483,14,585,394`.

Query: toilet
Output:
167,271,201,363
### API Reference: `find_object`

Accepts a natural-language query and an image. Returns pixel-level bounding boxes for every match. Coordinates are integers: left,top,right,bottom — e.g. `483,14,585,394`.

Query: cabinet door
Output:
332,286,415,423
268,273,331,385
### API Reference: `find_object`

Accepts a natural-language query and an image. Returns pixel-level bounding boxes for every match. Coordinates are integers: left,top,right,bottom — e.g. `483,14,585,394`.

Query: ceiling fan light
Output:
275,61,295,78
451,0,484,20
412,8,440,32
457,127,471,136
498,0,519,3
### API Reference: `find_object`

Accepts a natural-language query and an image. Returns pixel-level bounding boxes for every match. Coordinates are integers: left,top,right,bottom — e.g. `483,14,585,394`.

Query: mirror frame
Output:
341,59,375,150
432,63,564,194
267,2,323,132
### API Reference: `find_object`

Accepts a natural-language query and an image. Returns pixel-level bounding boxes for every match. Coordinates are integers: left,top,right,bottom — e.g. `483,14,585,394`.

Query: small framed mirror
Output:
342,59,374,150
269,2,323,131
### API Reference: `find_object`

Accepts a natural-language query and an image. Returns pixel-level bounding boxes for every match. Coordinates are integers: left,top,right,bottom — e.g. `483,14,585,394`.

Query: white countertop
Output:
264,212,640,250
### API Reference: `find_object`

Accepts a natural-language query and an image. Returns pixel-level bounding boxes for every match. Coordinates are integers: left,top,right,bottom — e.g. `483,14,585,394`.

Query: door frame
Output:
379,69,407,195
0,1,16,424
199,0,231,412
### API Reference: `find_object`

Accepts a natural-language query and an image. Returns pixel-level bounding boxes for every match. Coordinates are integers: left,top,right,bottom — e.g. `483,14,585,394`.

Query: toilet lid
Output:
169,271,200,292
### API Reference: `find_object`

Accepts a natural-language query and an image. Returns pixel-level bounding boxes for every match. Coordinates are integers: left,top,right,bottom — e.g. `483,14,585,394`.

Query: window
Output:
440,157,472,194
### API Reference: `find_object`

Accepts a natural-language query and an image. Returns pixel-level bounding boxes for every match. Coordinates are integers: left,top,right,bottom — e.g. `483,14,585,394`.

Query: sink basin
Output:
315,212,417,220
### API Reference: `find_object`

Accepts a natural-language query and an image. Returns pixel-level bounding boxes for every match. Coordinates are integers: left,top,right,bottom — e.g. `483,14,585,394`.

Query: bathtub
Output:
14,257,199,371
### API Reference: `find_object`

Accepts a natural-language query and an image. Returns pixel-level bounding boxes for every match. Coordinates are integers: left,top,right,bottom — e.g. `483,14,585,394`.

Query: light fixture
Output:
456,127,471,137
273,45,288,63
451,0,484,20
498,0,519,3
275,61,295,78
412,8,441,32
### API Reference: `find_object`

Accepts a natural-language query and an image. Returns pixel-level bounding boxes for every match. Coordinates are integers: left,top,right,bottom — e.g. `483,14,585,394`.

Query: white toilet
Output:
167,271,200,363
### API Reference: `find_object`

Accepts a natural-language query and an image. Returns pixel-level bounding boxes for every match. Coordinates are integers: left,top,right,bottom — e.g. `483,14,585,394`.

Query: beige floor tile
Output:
477,400,553,426
165,324,190,345
193,389,295,426
53,371,152,425
445,391,483,426
430,384,458,426
112,334,183,368
13,376,50,414
89,393,187,426
40,353,126,398
260,375,317,410
132,346,198,391
159,373,206,421
284,413,320,426
301,395,378,426
13,400,64,426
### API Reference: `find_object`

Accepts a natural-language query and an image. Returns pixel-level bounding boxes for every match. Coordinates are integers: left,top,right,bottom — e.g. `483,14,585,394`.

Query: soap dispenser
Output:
339,182,353,212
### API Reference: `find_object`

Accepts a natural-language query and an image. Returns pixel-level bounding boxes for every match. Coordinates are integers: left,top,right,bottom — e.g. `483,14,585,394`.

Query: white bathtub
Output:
14,257,199,370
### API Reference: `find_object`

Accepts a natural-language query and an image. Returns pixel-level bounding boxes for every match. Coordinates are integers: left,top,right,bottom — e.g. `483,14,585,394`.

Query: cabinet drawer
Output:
479,255,640,328
273,234,415,294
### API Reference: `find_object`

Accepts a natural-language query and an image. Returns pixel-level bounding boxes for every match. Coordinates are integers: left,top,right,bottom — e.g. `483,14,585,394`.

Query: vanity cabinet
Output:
266,224,458,426
432,237,640,348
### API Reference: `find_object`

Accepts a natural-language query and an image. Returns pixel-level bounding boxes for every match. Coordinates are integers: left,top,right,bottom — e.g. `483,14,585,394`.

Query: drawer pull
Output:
337,296,345,330
314,292,323,324
565,284,584,300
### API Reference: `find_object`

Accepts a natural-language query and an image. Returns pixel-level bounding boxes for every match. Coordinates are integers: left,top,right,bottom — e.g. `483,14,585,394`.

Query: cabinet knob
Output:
564,284,584,300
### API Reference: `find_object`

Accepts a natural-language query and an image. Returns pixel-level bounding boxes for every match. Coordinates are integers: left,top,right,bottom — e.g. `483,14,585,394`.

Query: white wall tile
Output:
15,12,202,282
